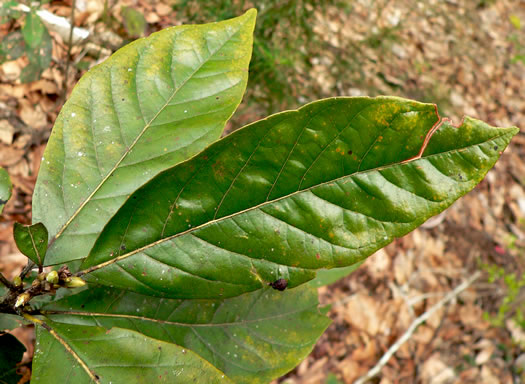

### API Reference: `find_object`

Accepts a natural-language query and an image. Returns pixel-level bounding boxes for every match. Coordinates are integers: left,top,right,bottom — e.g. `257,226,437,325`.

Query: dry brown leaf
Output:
146,12,160,23
0,144,25,167
155,3,173,17
19,100,48,130
0,120,15,145
475,345,495,366
29,79,58,95
459,304,490,331
479,366,500,384
0,60,22,82
336,356,362,384
421,353,455,384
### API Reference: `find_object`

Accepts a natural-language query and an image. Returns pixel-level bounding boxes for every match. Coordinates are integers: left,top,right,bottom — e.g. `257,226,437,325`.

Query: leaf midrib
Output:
51,19,248,244
37,320,100,383
43,303,320,327
79,128,512,276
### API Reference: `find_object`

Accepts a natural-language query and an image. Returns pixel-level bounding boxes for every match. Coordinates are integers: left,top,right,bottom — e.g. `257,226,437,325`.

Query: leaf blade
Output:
0,167,11,215
13,222,48,266
309,261,365,287
31,320,232,384
0,333,25,384
33,10,257,267
22,10,44,49
80,97,519,298
42,285,330,383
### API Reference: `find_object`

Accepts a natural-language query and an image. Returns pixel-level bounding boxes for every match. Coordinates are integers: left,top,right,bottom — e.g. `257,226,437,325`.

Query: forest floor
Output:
0,1,524,383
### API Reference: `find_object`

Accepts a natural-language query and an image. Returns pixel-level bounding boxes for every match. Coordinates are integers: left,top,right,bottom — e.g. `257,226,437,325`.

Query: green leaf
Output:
32,320,231,383
326,373,343,384
22,10,45,49
42,285,330,383
0,167,11,215
34,26,52,70
0,332,26,384
21,26,52,83
20,60,41,83
1,1,19,12
121,6,147,38
13,222,48,266
79,96,518,299
510,15,522,30
0,314,27,331
0,31,25,62
33,9,256,267
309,261,365,287
0,1,21,24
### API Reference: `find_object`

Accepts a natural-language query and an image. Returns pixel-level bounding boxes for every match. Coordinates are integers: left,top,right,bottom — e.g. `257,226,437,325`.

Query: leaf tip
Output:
240,8,257,32
244,8,258,19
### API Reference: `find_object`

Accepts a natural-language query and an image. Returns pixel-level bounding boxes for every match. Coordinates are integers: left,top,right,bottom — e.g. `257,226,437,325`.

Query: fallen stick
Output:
353,271,482,384
15,3,89,44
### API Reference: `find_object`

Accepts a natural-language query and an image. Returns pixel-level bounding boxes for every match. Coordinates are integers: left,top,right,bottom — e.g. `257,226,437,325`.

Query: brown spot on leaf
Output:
269,278,288,291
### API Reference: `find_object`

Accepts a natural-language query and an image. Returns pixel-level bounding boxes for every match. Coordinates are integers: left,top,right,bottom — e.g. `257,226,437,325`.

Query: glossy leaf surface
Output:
13,222,48,266
79,96,518,298
0,167,11,214
33,10,256,267
42,285,330,383
32,320,231,383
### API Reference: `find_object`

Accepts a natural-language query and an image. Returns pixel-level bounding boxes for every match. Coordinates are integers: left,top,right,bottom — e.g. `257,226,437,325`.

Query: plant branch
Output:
0,272,15,290
353,271,481,384
19,261,35,280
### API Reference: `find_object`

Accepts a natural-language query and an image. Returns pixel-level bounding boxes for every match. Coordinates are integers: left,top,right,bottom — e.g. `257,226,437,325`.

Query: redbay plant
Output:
0,9,519,384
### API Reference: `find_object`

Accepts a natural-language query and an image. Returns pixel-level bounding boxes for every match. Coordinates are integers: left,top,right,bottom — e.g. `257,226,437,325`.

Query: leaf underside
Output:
41,285,330,384
32,321,232,384
32,9,256,267
0,314,25,332
77,96,518,299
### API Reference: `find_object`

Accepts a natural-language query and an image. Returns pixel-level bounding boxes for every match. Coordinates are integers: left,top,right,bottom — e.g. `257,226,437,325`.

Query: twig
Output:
0,272,15,290
19,261,35,280
62,0,76,100
412,304,451,382
389,282,415,317
407,291,448,306
353,271,481,384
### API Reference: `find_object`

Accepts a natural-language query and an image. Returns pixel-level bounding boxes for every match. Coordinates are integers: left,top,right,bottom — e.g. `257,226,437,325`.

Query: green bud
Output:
64,276,86,288
46,270,59,284
13,276,22,288
14,292,31,308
